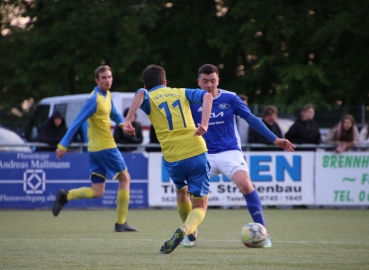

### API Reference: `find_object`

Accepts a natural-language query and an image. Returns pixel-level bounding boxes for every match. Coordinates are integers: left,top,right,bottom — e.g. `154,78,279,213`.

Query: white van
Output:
24,92,151,144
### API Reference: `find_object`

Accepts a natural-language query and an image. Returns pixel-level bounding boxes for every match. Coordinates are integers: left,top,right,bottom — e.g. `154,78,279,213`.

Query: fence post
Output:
361,104,366,126
253,103,258,115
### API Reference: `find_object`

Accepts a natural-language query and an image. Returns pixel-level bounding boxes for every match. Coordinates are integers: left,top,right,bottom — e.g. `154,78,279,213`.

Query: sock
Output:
183,208,205,235
177,200,192,222
116,189,130,225
244,190,266,226
67,187,95,201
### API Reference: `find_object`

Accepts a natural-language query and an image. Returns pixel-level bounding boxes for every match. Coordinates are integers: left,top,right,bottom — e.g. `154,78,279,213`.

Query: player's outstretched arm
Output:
123,90,145,136
273,138,296,152
194,93,213,136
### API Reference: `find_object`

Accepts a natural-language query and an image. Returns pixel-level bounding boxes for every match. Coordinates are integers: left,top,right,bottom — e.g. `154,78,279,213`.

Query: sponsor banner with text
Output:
148,152,315,207
0,152,148,209
315,152,369,205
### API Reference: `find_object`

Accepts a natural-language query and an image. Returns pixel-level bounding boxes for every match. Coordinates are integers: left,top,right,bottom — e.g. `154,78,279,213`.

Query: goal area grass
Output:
1,209,368,270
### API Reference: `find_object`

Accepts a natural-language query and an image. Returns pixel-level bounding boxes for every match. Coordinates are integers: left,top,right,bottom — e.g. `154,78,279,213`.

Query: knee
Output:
118,172,130,183
237,180,254,195
93,188,105,198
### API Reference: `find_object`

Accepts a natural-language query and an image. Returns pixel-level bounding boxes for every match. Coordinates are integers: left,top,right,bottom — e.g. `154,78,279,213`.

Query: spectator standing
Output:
114,108,143,151
248,105,283,148
237,94,249,148
285,104,321,151
325,114,359,153
34,111,67,151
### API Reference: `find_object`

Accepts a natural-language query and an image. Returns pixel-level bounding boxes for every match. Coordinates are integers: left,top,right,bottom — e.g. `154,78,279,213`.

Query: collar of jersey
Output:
149,85,166,92
214,88,222,100
94,86,107,96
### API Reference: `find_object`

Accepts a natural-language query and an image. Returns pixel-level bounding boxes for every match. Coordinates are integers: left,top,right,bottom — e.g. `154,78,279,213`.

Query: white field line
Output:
0,239,363,244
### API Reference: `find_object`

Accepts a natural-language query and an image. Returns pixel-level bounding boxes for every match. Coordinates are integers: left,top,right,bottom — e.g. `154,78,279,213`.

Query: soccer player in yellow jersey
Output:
52,65,137,232
123,64,213,254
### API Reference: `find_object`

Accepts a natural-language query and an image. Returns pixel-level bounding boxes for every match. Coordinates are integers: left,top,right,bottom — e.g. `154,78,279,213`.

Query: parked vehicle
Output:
0,126,32,152
24,92,151,144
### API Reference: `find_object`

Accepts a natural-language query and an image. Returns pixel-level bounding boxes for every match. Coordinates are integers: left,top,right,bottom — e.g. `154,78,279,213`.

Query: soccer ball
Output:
240,222,268,248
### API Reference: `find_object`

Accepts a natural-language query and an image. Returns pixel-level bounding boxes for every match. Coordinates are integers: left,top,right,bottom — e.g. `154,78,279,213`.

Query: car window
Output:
53,102,87,128
24,104,50,141
122,97,151,127
64,101,86,127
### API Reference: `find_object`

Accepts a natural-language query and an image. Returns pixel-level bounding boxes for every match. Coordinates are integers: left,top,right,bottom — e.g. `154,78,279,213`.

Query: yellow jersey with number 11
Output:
138,85,207,162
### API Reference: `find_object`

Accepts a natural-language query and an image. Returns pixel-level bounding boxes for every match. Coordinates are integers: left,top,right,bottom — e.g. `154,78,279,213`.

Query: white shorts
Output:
207,150,249,180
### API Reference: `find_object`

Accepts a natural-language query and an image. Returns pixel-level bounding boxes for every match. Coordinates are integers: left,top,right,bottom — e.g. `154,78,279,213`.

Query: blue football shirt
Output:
191,89,277,154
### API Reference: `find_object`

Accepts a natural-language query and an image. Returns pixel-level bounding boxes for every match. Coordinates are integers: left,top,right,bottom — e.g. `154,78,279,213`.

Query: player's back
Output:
146,87,207,162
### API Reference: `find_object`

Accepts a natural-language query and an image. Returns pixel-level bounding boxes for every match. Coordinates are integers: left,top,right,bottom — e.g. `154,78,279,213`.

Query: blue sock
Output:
244,190,265,226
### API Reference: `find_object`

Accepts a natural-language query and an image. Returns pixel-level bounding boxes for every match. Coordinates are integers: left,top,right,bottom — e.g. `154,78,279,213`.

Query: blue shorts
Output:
88,148,127,183
164,153,210,198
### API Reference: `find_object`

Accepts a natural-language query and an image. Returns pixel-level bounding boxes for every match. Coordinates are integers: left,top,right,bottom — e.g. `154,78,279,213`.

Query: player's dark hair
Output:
198,64,219,77
142,65,166,90
94,65,112,79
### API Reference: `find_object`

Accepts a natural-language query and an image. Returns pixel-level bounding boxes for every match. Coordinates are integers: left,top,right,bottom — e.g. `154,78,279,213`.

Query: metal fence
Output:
249,104,367,128
0,103,368,137
1,142,369,153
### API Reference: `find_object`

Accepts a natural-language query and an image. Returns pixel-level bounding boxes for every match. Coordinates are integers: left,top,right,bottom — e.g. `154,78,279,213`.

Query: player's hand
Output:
56,148,66,160
123,122,136,136
194,123,207,136
274,138,296,152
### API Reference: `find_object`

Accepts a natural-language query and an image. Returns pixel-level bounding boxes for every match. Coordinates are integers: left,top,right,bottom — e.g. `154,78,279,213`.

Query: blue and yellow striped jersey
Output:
139,85,207,162
58,87,124,152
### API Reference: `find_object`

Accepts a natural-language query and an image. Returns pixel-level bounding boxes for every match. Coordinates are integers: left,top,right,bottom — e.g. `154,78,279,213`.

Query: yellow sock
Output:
177,200,192,222
67,187,95,201
183,208,205,235
116,189,130,225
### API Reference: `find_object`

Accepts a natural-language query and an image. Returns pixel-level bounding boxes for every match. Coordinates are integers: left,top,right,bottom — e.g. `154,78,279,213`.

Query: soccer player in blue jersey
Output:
123,64,213,254
186,64,296,248
52,65,137,232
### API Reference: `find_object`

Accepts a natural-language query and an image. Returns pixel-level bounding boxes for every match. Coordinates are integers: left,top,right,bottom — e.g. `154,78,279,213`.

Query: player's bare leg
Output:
115,170,138,232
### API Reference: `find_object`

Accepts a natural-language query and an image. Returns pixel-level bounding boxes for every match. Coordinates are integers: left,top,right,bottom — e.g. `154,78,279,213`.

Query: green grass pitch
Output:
0,209,368,270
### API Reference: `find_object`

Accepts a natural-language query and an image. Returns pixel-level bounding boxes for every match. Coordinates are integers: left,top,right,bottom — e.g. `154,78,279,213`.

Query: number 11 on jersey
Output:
158,99,187,130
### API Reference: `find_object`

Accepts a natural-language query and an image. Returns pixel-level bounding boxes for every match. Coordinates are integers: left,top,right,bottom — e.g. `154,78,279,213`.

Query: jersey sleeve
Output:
233,95,276,142
184,88,206,104
58,97,97,150
233,95,252,118
245,114,278,143
110,99,124,125
137,88,151,115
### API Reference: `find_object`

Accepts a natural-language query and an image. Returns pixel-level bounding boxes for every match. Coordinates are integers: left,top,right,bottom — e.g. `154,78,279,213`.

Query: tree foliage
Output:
1,0,369,107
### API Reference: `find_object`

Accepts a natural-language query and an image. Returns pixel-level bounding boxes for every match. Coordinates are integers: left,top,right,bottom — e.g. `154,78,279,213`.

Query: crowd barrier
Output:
0,143,368,209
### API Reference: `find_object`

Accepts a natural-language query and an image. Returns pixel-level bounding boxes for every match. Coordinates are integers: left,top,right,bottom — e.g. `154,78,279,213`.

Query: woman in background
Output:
325,114,359,153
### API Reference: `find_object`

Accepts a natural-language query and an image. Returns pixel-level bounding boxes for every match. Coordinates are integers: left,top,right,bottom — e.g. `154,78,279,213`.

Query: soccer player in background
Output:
187,64,296,248
123,64,213,254
52,65,138,232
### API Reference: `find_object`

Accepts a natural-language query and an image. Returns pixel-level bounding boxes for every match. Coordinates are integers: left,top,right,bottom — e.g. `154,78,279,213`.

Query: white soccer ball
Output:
240,222,268,248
